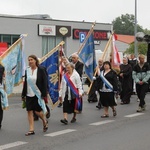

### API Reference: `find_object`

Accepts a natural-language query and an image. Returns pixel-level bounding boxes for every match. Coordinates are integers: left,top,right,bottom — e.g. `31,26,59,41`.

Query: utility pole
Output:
134,0,138,57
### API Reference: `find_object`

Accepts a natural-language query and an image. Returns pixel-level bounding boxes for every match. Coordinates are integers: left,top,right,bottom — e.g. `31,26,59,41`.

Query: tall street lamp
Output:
134,0,138,57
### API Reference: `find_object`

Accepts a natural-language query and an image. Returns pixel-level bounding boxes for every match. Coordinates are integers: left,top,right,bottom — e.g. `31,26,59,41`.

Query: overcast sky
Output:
0,0,150,29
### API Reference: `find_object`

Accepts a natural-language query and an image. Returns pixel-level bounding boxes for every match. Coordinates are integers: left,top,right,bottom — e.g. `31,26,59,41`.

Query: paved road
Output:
0,93,150,150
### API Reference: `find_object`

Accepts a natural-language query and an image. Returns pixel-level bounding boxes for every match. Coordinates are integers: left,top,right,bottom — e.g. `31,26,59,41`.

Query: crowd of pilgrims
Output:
1,53,150,136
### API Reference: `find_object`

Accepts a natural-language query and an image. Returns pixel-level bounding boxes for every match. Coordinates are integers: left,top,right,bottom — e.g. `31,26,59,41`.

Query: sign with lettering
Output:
73,29,111,40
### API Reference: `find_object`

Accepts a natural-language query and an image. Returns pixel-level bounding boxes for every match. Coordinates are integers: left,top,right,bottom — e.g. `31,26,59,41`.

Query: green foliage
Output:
125,42,148,55
112,14,144,35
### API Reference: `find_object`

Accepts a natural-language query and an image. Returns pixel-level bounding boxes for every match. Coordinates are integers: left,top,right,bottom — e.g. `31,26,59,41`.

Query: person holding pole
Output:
96,61,118,118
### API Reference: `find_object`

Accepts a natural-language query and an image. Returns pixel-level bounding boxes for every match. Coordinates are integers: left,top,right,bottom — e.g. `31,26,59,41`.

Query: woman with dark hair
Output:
97,61,118,118
22,55,48,136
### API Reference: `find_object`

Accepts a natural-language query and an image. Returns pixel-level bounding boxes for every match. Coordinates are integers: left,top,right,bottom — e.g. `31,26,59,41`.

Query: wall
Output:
0,15,112,59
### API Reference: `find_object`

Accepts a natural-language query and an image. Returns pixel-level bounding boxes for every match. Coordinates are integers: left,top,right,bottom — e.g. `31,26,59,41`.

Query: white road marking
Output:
125,113,144,118
89,120,115,126
44,129,77,137
0,141,28,150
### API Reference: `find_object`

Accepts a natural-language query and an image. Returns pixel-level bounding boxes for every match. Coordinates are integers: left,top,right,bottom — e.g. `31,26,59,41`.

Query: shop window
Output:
42,36,63,56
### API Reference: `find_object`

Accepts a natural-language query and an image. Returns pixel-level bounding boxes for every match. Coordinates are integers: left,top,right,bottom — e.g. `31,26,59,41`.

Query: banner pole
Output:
77,21,96,54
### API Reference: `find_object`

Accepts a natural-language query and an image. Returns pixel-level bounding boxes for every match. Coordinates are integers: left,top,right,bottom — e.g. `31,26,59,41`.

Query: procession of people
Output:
1,51,150,137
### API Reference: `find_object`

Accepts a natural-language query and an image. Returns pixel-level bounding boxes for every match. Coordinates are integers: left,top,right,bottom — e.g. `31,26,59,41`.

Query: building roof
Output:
116,34,134,44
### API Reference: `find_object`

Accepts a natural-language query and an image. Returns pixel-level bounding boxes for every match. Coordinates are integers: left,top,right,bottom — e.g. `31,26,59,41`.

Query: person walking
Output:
0,64,8,129
119,57,132,104
132,54,150,112
59,63,83,124
71,53,84,112
97,61,118,118
96,59,104,109
129,54,138,95
22,55,48,136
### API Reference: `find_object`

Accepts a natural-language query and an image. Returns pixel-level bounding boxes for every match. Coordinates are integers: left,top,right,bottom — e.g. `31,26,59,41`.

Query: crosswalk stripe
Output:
0,141,28,150
125,113,144,118
44,129,77,137
89,120,115,126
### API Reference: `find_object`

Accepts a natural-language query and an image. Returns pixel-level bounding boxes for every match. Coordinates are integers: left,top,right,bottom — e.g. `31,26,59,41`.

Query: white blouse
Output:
59,69,83,100
27,67,37,97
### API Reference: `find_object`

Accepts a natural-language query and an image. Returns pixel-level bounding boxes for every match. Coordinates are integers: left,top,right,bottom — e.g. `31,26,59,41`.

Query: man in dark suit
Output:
0,64,5,129
71,53,84,78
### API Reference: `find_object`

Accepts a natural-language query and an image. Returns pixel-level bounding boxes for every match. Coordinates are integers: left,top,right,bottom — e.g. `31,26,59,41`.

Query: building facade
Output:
0,14,112,59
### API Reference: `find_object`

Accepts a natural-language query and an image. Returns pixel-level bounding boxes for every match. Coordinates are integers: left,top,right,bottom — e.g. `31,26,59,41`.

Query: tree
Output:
112,14,144,35
125,42,148,55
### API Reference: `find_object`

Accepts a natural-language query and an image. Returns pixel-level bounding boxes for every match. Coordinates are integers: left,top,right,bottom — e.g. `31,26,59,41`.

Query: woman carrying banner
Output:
96,61,118,118
22,55,48,136
59,63,84,124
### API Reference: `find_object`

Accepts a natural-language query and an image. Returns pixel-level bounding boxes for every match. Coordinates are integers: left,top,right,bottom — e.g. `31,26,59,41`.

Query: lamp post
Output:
134,0,138,57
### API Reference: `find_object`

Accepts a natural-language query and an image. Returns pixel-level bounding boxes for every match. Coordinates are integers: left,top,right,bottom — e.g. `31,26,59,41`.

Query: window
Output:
42,36,64,56
0,34,20,47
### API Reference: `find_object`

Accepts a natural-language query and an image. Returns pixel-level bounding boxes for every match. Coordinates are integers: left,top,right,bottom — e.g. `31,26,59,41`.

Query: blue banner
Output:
40,50,59,104
79,33,96,82
0,38,25,96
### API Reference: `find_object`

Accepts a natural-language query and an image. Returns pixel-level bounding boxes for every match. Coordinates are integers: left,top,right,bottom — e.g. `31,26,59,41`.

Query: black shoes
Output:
60,118,76,124
71,118,76,123
96,105,101,109
58,103,63,107
25,131,35,136
60,119,68,125
113,109,117,116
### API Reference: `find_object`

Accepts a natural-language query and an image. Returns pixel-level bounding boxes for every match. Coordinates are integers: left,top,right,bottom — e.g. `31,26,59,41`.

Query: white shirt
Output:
59,69,83,100
27,67,37,97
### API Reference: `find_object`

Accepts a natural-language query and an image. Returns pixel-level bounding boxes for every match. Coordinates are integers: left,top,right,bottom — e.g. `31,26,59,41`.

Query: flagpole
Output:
101,33,113,60
87,32,113,94
40,41,65,63
77,21,96,54
0,34,28,59
40,41,65,109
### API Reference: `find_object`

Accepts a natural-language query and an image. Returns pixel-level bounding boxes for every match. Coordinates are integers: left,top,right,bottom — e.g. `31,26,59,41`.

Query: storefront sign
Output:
38,25,56,36
73,29,111,40
56,26,71,37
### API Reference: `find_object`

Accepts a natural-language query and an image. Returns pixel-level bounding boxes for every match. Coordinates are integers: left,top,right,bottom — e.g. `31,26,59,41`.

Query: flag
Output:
101,33,121,73
40,41,65,107
78,33,97,82
0,36,26,96
112,34,121,65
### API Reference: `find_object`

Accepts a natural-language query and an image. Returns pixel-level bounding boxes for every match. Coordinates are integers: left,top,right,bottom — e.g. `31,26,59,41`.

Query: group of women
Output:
21,54,136,136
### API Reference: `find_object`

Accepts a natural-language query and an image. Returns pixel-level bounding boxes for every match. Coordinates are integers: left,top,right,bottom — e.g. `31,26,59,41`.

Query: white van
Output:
95,49,123,64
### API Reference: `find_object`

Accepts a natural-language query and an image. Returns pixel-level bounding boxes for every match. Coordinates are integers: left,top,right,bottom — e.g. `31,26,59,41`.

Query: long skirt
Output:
63,95,75,114
100,92,117,107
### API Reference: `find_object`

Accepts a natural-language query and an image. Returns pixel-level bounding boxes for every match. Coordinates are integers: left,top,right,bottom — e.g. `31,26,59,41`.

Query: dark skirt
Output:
26,96,42,112
100,92,117,107
63,95,75,114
